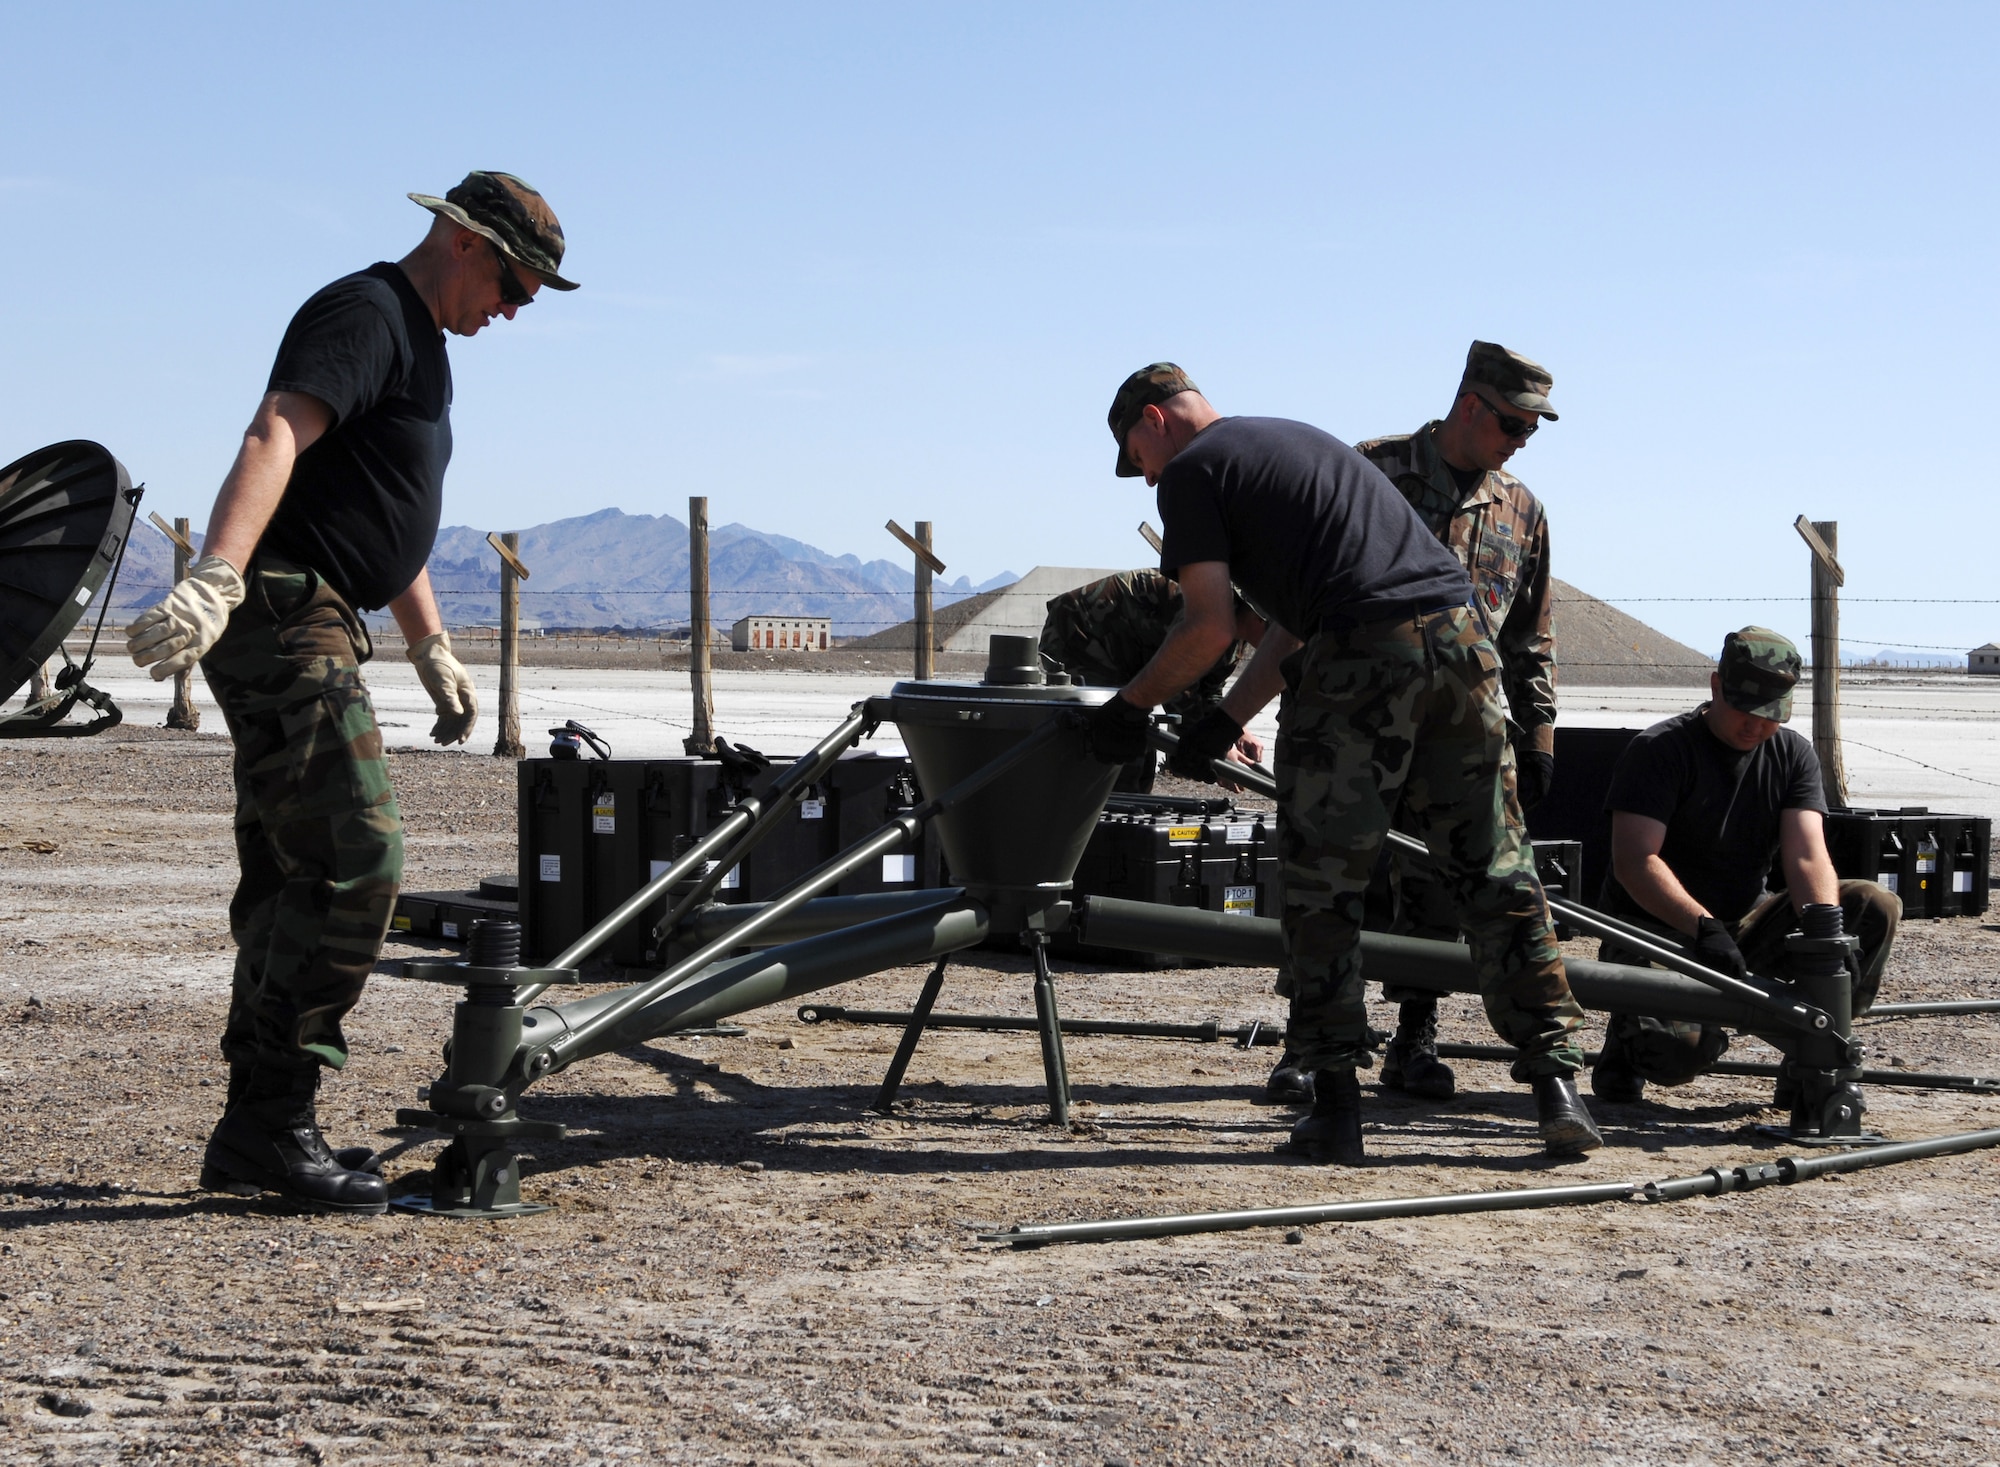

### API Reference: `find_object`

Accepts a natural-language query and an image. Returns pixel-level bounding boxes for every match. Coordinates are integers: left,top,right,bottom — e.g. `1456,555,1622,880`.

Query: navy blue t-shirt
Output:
258,263,452,611
1601,708,1828,924
1154,417,1471,637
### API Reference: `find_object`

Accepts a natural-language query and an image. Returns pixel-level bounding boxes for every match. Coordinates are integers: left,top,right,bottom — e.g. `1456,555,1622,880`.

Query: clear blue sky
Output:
6,2,1995,658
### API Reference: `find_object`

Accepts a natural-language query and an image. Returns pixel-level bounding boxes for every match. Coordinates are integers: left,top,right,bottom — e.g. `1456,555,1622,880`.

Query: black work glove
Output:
1165,704,1246,784
1688,916,1749,979
1081,694,1154,765
1516,749,1555,811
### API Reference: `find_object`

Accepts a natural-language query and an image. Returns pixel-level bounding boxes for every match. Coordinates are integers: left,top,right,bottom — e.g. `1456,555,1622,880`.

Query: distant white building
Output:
1971,643,2000,675
733,615,831,652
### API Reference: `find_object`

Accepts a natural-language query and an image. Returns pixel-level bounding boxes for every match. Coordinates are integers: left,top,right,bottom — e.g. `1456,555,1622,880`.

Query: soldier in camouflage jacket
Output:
1041,569,1264,792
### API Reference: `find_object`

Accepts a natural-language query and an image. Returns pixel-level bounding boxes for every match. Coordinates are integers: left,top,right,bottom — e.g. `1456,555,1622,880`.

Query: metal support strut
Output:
873,957,949,1114
1028,932,1073,1127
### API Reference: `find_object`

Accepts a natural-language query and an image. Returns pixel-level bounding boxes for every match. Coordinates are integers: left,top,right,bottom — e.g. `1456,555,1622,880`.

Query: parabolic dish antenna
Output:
0,439,141,736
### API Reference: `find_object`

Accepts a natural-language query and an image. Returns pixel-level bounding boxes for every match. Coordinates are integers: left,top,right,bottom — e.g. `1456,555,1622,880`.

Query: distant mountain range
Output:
109,507,1017,636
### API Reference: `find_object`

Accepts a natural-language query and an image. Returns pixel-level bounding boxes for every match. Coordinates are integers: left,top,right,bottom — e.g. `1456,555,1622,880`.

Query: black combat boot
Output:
223,1061,379,1173
1380,999,1456,1100
201,1064,388,1213
1532,1073,1604,1156
1589,1024,1645,1104
1263,1051,1315,1104
1283,1068,1365,1165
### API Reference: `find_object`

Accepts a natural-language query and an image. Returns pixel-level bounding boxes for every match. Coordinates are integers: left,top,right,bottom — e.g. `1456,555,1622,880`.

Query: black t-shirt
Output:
1154,417,1471,636
258,263,452,611
1601,707,1828,924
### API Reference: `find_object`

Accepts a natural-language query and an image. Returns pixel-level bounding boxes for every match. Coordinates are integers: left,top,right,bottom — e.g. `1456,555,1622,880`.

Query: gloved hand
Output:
1688,915,1749,979
1165,704,1246,783
125,554,245,679
1081,693,1153,765
1517,749,1555,811
407,631,478,745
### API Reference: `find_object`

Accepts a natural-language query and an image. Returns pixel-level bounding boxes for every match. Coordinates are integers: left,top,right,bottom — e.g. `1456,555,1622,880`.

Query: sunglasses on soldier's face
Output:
1476,395,1537,440
490,241,534,308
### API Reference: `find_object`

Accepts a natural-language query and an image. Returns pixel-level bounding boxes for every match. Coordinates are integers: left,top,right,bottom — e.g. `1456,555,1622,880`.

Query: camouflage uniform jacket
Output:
1357,422,1557,754
1040,569,1242,717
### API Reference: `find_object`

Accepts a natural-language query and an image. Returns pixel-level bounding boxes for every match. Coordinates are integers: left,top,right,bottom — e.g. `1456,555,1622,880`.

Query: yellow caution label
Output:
1168,825,1202,843
392,915,412,931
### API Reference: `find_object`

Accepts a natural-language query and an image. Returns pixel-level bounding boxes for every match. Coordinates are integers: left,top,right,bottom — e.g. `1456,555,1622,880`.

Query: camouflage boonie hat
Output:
1462,340,1556,420
1107,362,1199,477
409,171,579,291
1718,627,1801,721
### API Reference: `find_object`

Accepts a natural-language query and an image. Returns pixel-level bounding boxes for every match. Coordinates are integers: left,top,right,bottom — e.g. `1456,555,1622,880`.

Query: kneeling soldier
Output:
1594,629,1900,1101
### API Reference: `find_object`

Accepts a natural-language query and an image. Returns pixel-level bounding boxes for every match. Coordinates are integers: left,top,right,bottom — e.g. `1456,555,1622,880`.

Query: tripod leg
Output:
1029,934,1072,1127
873,956,949,1114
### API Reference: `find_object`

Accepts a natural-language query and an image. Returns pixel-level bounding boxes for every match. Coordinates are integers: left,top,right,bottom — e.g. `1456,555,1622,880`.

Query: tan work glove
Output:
125,554,245,679
407,631,478,745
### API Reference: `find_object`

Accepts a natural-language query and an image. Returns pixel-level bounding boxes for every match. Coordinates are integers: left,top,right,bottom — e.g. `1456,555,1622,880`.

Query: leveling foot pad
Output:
390,1195,553,1220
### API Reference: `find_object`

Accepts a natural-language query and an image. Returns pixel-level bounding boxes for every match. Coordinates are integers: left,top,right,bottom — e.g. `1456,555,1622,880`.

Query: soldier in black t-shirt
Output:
1593,629,1900,1102
125,172,578,1214
1083,364,1599,1164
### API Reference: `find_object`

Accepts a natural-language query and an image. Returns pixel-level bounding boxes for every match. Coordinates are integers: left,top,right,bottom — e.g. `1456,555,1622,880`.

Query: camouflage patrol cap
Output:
1108,363,1199,477
409,171,579,291
1717,627,1801,721
1461,340,1556,420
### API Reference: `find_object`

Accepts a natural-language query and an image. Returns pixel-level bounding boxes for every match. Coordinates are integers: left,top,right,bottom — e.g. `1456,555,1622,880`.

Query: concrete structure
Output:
939,566,1124,654
733,615,832,652
1970,644,2000,675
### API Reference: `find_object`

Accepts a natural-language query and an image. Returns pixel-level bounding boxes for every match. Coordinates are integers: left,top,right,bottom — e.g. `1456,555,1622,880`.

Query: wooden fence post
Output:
886,519,947,681
1795,515,1848,809
166,516,199,731
490,530,527,758
687,496,716,754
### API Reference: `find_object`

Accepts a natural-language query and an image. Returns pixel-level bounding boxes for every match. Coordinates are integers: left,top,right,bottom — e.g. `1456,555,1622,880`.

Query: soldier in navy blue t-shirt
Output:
125,172,579,1213
1081,364,1599,1164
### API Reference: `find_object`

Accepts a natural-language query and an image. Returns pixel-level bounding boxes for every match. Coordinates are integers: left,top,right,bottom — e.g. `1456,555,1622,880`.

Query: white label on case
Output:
74,584,94,607
1223,884,1257,915
882,854,916,884
1954,870,1974,893
1877,871,1898,893
539,854,561,882
1227,823,1253,844
800,799,825,820
442,920,460,939
650,859,671,880
592,794,615,834
720,865,740,890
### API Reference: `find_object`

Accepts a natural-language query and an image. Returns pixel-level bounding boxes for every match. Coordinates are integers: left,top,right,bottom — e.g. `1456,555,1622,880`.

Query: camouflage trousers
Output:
1599,879,1901,1083
201,559,403,1073
1277,606,1584,1075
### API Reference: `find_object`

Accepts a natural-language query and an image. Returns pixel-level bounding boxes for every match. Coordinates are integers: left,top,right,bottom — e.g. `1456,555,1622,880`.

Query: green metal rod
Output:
540,718,1065,1066
686,889,961,947
1147,727,1831,1035
1864,999,2000,1018
795,1003,1274,1044
655,705,877,935
514,705,875,1005
982,1126,2000,1247
1430,1040,2000,1095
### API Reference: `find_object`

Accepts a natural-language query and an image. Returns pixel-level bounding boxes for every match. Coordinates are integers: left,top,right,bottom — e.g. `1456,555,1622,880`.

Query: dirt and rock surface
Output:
4,726,2000,1465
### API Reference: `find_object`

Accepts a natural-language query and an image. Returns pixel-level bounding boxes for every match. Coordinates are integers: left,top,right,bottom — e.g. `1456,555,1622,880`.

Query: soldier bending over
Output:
1082,363,1599,1163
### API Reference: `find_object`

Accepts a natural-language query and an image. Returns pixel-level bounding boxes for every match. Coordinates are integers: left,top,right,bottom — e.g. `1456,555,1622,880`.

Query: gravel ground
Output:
4,726,2000,1466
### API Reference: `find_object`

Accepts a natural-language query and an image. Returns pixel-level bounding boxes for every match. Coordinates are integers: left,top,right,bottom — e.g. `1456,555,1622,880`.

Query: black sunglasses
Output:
490,241,534,308
1476,394,1537,440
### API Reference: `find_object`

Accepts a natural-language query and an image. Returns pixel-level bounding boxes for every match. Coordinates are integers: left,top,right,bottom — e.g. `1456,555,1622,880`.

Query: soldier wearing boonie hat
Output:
1592,627,1901,1107
125,170,577,1215
1084,360,1600,1165
1313,342,1563,1108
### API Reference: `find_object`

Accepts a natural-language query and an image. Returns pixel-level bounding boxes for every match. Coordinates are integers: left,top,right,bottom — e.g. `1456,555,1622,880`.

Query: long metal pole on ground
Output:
687,496,715,755
494,530,524,758
915,520,934,681
166,516,199,731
